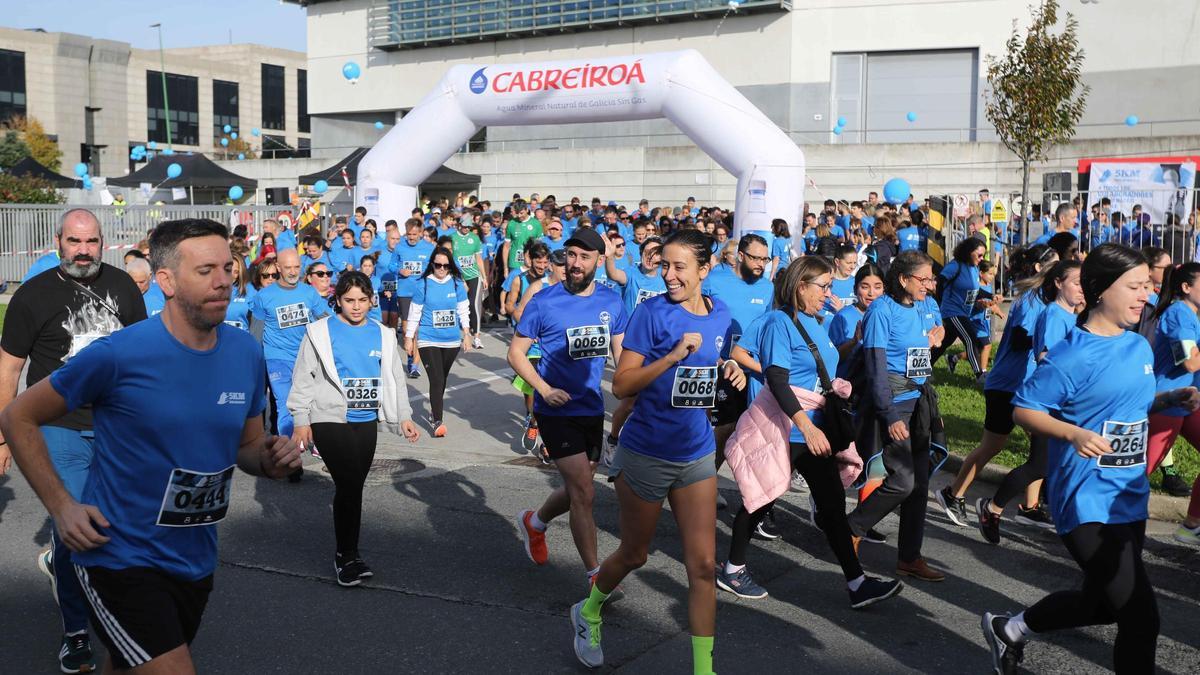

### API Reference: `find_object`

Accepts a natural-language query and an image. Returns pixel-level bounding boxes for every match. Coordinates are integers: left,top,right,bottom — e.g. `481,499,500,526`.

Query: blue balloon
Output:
251,128,261,137
1125,115,1139,127
148,141,157,149
230,132,238,140
906,111,918,122
883,178,910,205
342,61,361,82
833,126,843,136
228,185,244,200
313,179,329,195
166,162,183,179
74,162,88,177
237,153,245,160
836,116,847,127
82,178,93,191
375,121,384,130
134,145,145,154
220,138,229,147
162,148,175,156
223,124,232,134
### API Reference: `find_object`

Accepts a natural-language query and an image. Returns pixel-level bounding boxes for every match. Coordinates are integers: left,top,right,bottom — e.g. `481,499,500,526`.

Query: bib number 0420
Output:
672,366,717,408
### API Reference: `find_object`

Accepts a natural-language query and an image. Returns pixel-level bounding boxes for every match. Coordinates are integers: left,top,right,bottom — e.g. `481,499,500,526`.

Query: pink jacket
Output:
725,380,863,513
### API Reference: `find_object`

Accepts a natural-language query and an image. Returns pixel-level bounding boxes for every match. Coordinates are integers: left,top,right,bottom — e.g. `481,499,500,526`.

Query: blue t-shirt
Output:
938,260,981,318
739,312,772,403
985,293,1046,393
702,271,773,359
22,251,59,282
413,275,467,343
560,217,580,237
897,226,923,252
1034,301,1076,357
827,304,865,379
621,267,667,315
389,239,436,298
275,229,298,251
327,317,383,422
620,294,731,463
516,283,629,416
770,237,792,268
1152,300,1200,417
249,283,330,362
327,244,360,272
542,236,566,253
142,284,166,317
862,295,942,403
300,253,330,274
760,311,839,444
364,272,383,322
224,285,256,330
50,317,266,580
824,275,857,314
1013,329,1154,535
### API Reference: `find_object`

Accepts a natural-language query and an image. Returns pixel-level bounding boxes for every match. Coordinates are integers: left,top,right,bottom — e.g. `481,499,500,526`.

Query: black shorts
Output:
983,389,1016,435
535,414,604,462
709,377,748,427
396,296,413,320
75,565,213,670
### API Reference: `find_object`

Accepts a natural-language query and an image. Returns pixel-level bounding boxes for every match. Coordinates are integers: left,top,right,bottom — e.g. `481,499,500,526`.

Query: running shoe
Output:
58,633,96,674
37,548,59,605
570,600,603,668
807,494,818,527
936,485,969,527
516,509,549,565
848,577,902,609
355,559,374,579
976,370,989,385
1161,468,1192,497
716,492,728,510
335,557,365,587
946,352,960,374
862,528,888,544
790,470,809,493
600,435,617,471
433,420,447,438
1174,523,1200,546
539,443,551,465
752,508,781,541
715,565,768,599
472,335,484,350
981,612,1024,675
407,363,421,379
896,557,944,582
521,415,539,452
1014,504,1055,531
976,497,1002,545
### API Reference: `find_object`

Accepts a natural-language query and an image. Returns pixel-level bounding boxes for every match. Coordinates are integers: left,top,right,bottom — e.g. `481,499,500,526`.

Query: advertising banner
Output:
1087,161,1195,224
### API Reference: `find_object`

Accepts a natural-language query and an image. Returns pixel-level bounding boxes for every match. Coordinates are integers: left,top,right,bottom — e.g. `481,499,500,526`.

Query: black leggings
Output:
311,421,378,557
418,346,460,422
465,277,481,334
728,443,864,582
992,434,1048,508
1024,521,1158,673
931,315,984,377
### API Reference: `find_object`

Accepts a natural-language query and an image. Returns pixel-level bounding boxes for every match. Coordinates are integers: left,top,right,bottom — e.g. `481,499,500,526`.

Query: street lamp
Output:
150,23,172,148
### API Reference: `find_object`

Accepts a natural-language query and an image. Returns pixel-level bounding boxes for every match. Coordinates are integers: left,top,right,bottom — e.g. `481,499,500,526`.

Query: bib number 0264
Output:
1099,419,1148,469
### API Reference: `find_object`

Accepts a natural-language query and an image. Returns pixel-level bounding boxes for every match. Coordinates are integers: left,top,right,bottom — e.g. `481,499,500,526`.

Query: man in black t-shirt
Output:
0,208,145,674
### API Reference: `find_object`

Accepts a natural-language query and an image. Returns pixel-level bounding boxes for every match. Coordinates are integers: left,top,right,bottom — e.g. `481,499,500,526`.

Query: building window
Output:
297,69,309,133
261,63,286,131
213,79,239,139
146,70,199,146
261,134,290,159
296,137,311,159
0,48,27,123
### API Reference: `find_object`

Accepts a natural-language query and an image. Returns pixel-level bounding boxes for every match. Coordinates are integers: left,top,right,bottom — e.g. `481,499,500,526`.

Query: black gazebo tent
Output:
298,147,480,193
3,156,80,188
107,154,258,190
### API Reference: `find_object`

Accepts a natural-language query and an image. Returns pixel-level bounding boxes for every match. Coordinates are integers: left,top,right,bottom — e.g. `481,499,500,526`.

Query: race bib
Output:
275,302,310,329
403,260,424,273
566,324,610,359
905,347,932,378
381,279,398,292
432,309,456,328
635,288,663,306
671,366,717,408
457,254,475,269
156,466,235,527
342,377,381,410
964,289,978,306
224,320,245,330
1099,419,1147,469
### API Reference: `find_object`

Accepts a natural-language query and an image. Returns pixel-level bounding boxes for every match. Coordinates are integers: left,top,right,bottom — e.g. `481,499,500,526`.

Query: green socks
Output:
581,584,608,623
692,635,714,674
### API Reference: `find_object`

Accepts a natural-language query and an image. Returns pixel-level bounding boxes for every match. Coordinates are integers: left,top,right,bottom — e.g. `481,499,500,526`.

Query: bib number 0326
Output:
343,377,381,410
1099,419,1148,469
156,465,235,527
672,366,717,408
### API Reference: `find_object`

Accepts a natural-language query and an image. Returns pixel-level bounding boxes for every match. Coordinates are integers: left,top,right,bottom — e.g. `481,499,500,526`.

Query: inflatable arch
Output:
356,49,805,243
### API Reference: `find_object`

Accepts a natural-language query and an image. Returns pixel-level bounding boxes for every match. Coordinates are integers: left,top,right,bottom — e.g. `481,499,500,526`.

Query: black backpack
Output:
934,262,963,304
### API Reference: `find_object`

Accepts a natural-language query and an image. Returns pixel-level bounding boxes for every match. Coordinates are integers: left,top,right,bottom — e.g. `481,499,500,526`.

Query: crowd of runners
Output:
0,191,1198,674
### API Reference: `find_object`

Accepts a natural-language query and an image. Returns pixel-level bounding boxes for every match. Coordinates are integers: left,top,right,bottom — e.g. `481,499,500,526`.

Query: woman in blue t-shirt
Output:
570,230,743,673
224,254,256,331
828,262,885,379
359,255,384,323
933,237,987,381
984,244,1200,674
717,257,901,608
769,218,792,279
289,272,420,587
404,247,472,438
846,250,948,582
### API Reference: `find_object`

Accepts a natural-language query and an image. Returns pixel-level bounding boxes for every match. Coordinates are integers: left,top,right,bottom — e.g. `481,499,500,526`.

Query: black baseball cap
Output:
564,227,606,253
549,249,567,266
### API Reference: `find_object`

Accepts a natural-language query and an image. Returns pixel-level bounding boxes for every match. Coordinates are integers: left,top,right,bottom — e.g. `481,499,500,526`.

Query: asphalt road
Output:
1,327,1198,674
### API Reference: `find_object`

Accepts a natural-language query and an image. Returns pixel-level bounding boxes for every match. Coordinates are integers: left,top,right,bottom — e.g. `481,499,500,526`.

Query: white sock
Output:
529,511,548,532
1003,611,1033,643
723,561,745,575
66,629,86,637
586,566,600,579
847,575,865,592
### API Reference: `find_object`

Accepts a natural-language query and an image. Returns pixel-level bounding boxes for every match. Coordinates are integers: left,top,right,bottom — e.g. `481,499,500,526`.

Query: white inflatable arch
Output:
356,49,804,241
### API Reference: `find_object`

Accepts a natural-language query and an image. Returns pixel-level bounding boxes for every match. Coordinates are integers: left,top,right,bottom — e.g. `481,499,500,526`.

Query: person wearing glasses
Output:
305,261,335,302
251,259,280,291
542,218,566,253
846,250,948,582
404,247,472,438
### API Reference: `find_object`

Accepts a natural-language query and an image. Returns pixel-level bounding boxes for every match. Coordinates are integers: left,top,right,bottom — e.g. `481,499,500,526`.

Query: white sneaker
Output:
472,335,483,350
600,435,617,471
790,470,809,493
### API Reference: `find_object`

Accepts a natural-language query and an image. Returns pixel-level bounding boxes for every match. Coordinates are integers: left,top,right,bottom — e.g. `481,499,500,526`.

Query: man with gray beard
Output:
0,207,145,673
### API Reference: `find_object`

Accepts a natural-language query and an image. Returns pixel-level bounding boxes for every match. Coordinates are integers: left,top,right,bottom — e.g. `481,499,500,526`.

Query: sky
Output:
3,0,307,51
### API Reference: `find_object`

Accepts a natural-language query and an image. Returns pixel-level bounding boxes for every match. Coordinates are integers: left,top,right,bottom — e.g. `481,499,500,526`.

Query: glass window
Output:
146,70,199,146
0,48,26,123
296,137,311,159
261,134,290,159
213,80,239,140
297,69,309,133
261,63,286,131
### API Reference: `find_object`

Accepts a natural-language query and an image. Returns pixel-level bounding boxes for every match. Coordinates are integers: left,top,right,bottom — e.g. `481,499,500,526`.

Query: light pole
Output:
151,23,172,148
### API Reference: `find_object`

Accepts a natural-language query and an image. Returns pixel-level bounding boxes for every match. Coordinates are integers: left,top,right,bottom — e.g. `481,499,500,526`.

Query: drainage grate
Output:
370,458,426,475
503,456,556,471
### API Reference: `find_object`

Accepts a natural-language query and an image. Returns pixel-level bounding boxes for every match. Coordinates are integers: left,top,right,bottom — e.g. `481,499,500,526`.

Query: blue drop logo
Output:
469,68,488,94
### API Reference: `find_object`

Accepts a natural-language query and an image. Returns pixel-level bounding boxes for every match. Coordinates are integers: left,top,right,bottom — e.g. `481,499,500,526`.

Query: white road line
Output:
410,369,514,400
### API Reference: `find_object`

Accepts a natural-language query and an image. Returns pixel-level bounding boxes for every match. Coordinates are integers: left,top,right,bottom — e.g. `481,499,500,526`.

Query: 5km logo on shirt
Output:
216,391,246,405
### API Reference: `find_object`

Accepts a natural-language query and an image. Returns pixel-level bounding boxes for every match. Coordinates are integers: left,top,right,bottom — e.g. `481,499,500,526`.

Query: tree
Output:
0,115,63,172
985,0,1088,229
0,130,29,169
0,172,65,204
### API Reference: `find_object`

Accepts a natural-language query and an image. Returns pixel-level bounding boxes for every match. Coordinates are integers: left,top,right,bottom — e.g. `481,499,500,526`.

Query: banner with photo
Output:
1087,161,1195,225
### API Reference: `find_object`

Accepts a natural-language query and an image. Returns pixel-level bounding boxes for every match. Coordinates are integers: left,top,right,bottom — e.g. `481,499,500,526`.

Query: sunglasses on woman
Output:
263,272,280,280
432,262,451,270
308,270,331,278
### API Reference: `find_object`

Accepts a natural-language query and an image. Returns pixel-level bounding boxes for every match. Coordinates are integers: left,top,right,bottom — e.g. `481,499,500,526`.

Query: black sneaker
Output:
936,485,968,527
848,576,902,609
1014,503,1055,531
335,556,364,587
355,559,374,579
1161,468,1193,497
861,527,887,544
946,352,959,374
58,633,96,674
752,509,781,541
976,497,1002,545
981,612,1024,675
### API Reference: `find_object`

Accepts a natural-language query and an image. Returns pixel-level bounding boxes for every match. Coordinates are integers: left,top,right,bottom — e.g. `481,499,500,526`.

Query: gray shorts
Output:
610,444,716,503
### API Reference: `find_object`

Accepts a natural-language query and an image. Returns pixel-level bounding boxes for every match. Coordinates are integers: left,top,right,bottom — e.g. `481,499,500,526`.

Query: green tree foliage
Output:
0,172,66,204
0,130,29,169
0,115,63,173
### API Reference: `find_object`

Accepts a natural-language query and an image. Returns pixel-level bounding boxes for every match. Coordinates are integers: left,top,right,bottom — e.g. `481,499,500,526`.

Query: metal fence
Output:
0,204,302,282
